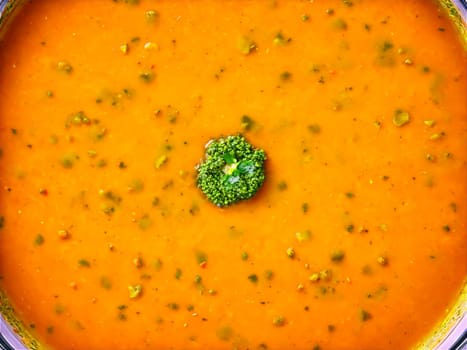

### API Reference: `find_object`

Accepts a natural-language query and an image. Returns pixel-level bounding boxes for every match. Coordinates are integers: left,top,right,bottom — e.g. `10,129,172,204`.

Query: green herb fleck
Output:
280,71,292,81
145,10,159,22
308,124,321,134
167,302,179,310
273,316,285,327
331,250,345,262
273,31,291,46
138,214,152,230
57,61,73,74
286,247,295,259
278,181,288,191
333,19,348,30
78,259,91,267
34,234,45,246
60,154,78,169
128,284,143,299
196,251,208,265
360,309,372,321
154,154,168,169
238,36,256,55
241,115,255,131
248,274,258,283
393,110,410,127
139,71,155,83
217,326,233,341
295,230,311,242
100,276,112,289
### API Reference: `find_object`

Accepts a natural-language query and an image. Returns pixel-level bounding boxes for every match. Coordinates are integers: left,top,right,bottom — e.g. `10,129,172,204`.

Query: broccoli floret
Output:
197,135,266,207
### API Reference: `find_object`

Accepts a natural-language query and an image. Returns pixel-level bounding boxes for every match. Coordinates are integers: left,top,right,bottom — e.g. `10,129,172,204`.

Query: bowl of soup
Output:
0,0,466,349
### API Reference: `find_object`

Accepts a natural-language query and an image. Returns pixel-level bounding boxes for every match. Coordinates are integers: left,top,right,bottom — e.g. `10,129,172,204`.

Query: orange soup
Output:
0,0,466,349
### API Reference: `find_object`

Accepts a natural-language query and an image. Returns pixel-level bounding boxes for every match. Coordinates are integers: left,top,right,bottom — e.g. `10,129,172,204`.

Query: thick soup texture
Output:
0,0,466,349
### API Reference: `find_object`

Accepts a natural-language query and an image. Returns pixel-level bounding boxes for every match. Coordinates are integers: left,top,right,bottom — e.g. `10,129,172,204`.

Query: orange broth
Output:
0,0,466,349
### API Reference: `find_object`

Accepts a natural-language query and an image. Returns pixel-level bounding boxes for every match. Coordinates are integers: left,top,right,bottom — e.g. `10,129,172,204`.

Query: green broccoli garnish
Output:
196,135,266,207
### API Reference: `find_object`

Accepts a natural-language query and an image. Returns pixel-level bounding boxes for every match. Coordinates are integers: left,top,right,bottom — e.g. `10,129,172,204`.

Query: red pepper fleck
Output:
39,188,48,196
199,261,207,269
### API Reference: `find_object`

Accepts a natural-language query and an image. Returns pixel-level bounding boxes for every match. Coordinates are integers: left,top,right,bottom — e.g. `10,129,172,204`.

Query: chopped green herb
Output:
120,43,129,54
238,36,256,55
393,110,410,127
216,326,233,341
345,224,354,233
333,19,348,30
128,284,143,299
167,302,179,310
153,258,163,271
154,154,168,169
280,71,292,81
449,202,457,212
331,250,345,262
145,10,159,22
430,132,445,140
273,31,290,46
152,197,160,206
78,259,91,267
273,316,285,327
128,179,144,193
196,135,266,207
295,230,311,242
345,192,355,199
377,256,388,266
34,234,45,246
278,181,288,191
241,115,255,131
138,214,152,230
360,309,372,321
139,71,155,83
308,124,321,134
100,276,112,290
57,61,73,74
301,203,309,213
196,251,208,265
424,119,436,127
54,304,65,315
442,225,451,232
241,252,249,261
248,274,258,283
265,269,274,280
60,154,78,169
175,268,182,280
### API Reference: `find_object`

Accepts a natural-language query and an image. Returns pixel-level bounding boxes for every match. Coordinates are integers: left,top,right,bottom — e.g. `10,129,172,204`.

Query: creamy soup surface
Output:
0,1,466,350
